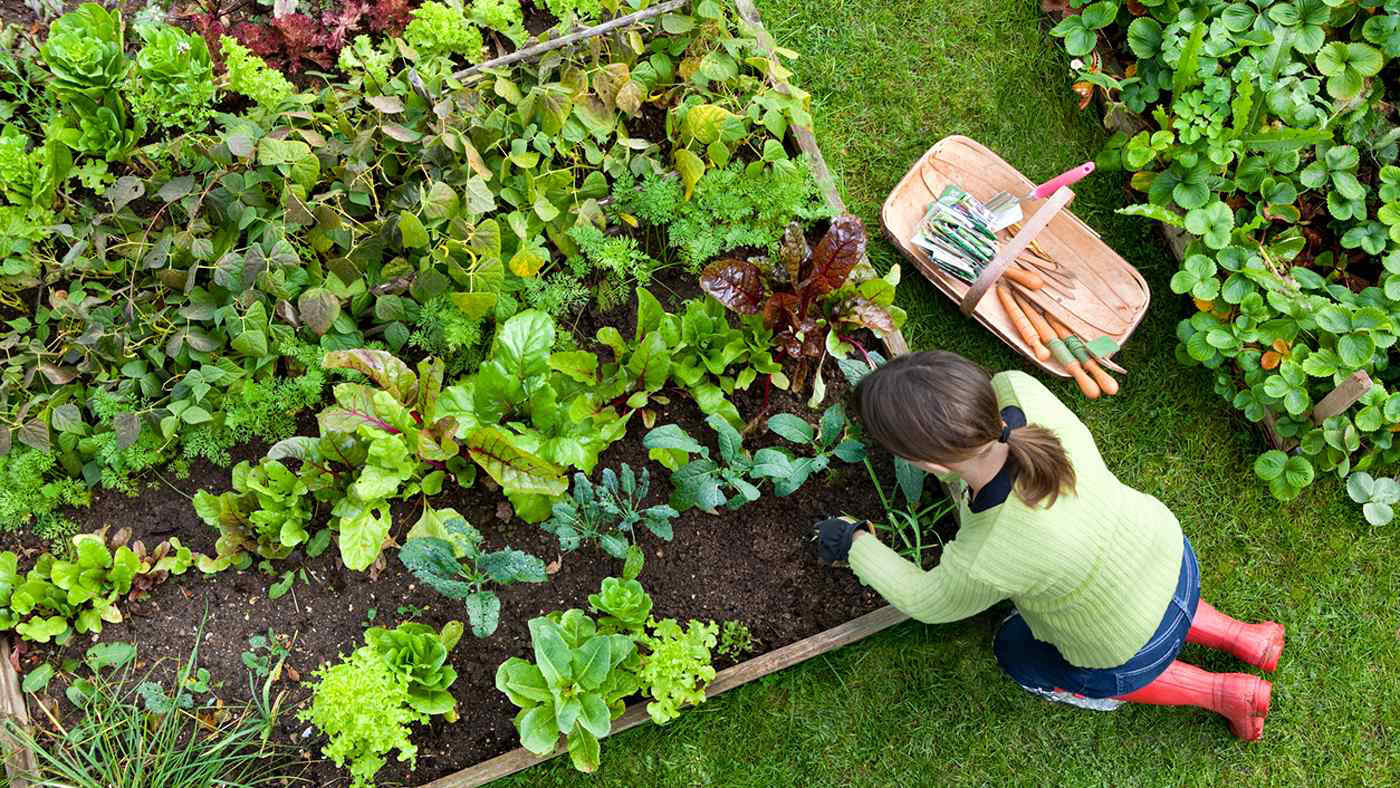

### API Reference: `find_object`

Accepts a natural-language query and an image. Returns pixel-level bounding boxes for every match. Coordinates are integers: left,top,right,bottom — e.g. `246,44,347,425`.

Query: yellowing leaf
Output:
674,149,705,200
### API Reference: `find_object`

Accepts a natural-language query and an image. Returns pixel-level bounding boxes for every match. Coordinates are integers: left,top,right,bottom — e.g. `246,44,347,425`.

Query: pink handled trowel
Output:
985,162,1095,232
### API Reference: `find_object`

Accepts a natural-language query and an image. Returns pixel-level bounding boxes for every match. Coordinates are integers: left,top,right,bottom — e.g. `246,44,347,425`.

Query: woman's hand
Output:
814,517,871,563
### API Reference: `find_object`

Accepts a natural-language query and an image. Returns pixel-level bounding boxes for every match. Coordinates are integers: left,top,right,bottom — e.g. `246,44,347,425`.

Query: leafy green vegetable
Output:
643,417,763,514
751,403,866,496
637,617,717,725
544,464,679,558
128,23,216,134
364,621,464,718
495,613,641,772
399,511,547,637
298,648,424,788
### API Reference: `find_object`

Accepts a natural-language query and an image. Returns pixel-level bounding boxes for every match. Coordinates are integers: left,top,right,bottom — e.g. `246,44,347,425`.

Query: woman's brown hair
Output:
856,351,1076,508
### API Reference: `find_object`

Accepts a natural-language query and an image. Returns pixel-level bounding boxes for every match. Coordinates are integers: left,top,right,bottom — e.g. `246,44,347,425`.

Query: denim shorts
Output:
993,537,1200,699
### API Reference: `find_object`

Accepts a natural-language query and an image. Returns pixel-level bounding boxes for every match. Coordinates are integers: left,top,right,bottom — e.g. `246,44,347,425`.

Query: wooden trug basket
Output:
881,135,1150,376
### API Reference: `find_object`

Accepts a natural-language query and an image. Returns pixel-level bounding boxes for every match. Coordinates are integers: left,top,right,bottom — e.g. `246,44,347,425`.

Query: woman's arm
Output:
847,532,1005,624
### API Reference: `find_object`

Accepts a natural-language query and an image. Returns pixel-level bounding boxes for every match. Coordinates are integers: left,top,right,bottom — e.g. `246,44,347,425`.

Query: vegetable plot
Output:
0,1,942,786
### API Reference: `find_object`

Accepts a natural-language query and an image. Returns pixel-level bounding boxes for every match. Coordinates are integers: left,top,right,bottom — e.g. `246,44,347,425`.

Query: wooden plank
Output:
0,636,34,788
422,605,910,788
453,0,687,80
1311,370,1372,425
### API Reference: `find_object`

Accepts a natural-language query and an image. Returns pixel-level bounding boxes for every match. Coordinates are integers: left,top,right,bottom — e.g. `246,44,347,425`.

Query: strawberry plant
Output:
1052,0,1400,512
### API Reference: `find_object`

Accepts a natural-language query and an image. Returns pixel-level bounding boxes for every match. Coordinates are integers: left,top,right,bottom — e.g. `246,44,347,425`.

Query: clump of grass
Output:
9,633,302,787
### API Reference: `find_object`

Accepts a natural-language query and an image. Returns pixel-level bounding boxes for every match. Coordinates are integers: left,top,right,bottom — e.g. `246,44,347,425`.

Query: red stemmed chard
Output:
700,215,894,392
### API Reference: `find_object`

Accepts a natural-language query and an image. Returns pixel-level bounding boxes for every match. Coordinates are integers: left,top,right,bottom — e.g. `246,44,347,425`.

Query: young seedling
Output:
751,403,866,496
399,515,547,637
643,416,762,514
863,457,955,569
544,464,678,560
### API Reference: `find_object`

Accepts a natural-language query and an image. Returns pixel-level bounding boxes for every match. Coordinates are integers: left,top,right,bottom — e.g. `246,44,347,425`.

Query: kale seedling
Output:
751,403,866,496
544,464,678,560
399,513,547,637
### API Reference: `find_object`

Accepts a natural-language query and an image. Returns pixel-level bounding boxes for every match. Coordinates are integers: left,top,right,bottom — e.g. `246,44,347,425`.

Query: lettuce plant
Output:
192,458,313,566
220,37,294,112
128,23,216,134
1,532,149,643
404,1,484,61
637,617,717,725
299,648,422,788
40,3,128,98
364,621,464,718
588,576,652,633
398,512,547,637
268,351,475,570
495,612,641,772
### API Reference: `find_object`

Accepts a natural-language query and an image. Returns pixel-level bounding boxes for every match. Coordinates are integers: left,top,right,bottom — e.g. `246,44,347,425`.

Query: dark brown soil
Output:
8,279,952,787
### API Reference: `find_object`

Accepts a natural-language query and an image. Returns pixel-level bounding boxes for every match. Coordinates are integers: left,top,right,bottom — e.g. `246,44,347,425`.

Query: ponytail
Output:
1005,425,1076,508
857,350,1076,509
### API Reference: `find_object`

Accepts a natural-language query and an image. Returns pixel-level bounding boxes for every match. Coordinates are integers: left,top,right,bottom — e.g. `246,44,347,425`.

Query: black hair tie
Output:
998,424,1012,443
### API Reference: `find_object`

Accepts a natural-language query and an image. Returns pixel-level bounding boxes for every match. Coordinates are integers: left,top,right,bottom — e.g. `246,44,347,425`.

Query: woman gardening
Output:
817,351,1284,739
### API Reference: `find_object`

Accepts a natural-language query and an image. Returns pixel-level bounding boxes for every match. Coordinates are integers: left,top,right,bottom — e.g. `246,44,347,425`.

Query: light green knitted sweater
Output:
849,370,1184,669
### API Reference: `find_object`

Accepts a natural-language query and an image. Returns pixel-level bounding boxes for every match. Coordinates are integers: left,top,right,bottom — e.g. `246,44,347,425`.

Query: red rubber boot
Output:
1188,600,1285,672
1115,661,1272,741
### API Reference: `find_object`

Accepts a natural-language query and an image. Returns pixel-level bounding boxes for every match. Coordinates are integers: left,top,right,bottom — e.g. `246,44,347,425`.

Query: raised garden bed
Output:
0,1,943,785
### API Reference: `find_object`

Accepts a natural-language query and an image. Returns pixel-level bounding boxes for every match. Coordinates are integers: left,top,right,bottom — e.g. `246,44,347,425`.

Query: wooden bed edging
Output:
420,604,910,787
0,636,34,788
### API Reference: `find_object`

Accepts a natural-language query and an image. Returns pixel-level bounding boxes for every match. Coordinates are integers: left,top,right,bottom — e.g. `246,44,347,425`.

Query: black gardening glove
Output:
814,517,866,564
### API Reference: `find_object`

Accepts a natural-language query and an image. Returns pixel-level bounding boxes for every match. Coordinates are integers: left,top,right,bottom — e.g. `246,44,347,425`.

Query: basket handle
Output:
958,187,1075,316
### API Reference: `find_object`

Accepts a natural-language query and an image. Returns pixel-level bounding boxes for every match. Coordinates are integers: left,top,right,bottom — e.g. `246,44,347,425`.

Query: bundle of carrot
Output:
995,284,1119,400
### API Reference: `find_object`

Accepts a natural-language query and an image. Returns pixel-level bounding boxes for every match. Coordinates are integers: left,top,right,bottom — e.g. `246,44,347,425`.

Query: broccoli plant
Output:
398,511,547,637
543,464,678,560
751,404,866,496
642,416,762,513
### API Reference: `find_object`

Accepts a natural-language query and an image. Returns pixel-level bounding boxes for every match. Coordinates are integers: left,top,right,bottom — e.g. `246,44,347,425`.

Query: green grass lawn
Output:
501,0,1400,783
